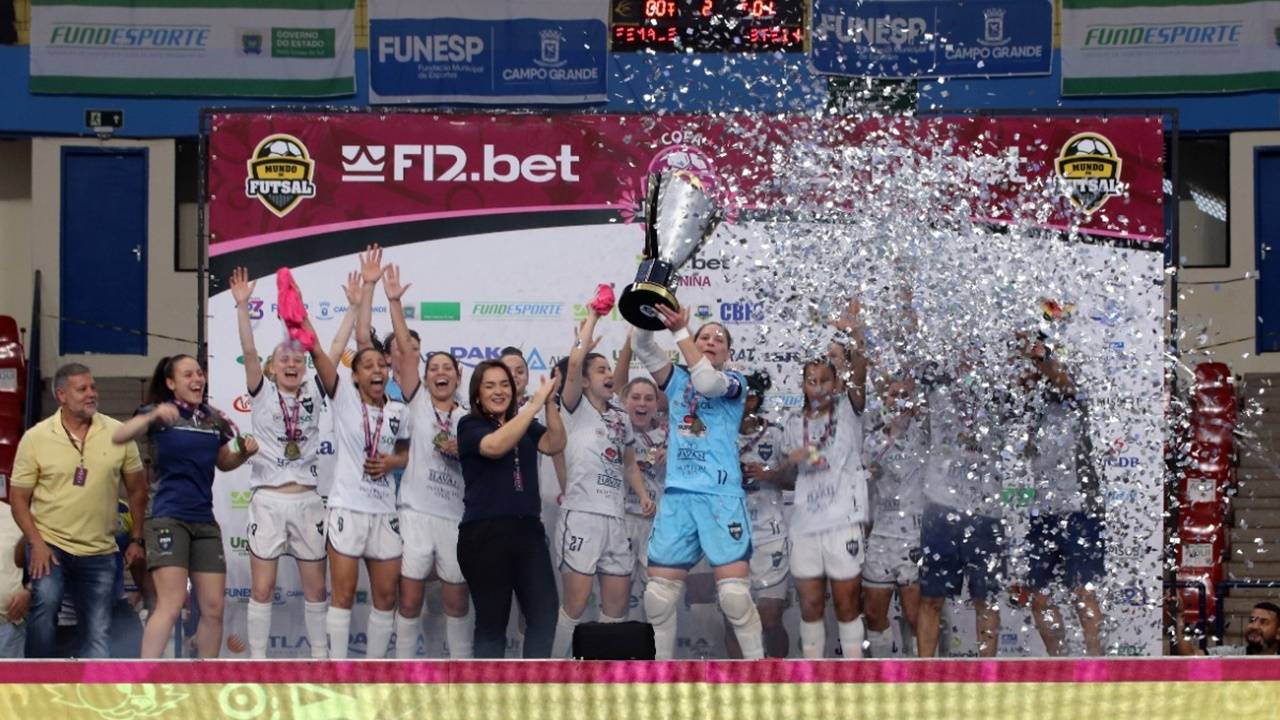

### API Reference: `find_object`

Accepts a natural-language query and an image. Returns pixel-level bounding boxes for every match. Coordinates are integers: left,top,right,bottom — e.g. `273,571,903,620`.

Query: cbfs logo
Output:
1056,132,1126,214
245,134,317,218
720,301,764,324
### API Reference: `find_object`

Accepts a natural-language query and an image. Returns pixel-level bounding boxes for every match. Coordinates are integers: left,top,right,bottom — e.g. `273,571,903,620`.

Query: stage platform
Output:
0,659,1277,719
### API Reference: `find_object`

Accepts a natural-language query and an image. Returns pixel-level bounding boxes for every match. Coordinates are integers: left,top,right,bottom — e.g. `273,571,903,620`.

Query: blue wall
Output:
0,45,826,137
918,50,1280,134
2,44,1276,137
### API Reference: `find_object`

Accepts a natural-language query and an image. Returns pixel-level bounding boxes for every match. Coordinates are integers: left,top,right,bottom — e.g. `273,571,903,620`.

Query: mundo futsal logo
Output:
1055,132,1125,214
245,133,317,217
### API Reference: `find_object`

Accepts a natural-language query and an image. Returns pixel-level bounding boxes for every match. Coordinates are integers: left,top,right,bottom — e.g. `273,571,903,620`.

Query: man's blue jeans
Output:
24,544,116,658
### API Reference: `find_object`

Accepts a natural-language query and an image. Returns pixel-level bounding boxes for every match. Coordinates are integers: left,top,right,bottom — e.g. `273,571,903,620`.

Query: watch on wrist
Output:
130,537,145,547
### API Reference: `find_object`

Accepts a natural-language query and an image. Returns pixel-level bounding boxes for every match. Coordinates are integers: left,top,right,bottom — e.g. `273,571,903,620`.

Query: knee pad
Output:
643,577,684,626
716,577,757,626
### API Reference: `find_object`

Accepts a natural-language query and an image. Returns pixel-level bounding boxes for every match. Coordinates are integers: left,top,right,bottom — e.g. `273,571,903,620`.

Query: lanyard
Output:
62,420,87,467
432,403,457,434
361,401,385,459
173,399,204,424
495,416,524,492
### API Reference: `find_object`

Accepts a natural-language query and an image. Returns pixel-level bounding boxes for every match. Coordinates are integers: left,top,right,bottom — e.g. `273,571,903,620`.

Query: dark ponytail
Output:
147,354,197,405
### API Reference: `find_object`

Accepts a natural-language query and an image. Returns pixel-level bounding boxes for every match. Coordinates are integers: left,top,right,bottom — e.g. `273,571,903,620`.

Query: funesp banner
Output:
1062,0,1280,95
811,0,1053,78
206,111,1166,657
29,0,355,96
367,0,607,105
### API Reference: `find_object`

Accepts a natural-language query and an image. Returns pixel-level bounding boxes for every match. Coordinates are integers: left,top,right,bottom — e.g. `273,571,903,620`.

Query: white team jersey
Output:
625,424,666,516
1028,398,1087,515
248,377,326,489
921,383,1003,518
739,421,787,545
864,411,928,541
561,398,634,519
783,400,868,536
400,393,466,521
327,381,413,514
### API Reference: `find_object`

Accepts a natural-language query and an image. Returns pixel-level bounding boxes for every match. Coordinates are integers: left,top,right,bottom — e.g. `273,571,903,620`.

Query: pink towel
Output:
275,267,316,351
589,283,615,316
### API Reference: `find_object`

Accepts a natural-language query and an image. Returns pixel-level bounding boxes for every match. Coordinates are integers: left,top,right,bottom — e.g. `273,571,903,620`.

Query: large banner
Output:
207,111,1166,658
367,0,607,105
811,0,1053,78
1062,0,1280,95
30,0,355,96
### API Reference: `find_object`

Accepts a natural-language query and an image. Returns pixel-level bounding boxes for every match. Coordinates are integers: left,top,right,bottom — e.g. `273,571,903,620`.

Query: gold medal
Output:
689,417,706,436
284,440,301,461
807,445,821,465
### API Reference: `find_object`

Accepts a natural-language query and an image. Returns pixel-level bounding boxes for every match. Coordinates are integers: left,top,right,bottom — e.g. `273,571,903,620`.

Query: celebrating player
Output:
380,265,475,659
727,369,793,658
862,375,928,658
630,306,764,660
781,301,870,659
550,310,655,657
315,256,412,659
228,266,341,659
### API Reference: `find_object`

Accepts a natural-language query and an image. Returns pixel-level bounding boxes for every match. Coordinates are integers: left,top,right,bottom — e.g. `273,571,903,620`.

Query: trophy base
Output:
619,282,679,331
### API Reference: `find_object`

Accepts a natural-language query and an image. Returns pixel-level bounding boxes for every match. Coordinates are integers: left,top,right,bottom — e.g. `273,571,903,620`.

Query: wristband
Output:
672,327,691,343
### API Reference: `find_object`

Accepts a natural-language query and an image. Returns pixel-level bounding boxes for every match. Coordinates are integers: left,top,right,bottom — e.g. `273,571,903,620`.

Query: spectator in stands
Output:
1176,601,1280,656
9,362,148,658
0,504,29,657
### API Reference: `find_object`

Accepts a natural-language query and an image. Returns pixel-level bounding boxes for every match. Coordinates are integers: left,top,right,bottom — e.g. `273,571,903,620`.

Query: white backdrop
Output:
206,220,1164,658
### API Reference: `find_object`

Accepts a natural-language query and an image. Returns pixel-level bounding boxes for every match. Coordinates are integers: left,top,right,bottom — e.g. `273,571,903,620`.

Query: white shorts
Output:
558,510,634,577
862,533,922,588
399,508,463,584
248,487,327,562
326,507,402,561
790,524,864,581
750,537,790,600
626,513,653,575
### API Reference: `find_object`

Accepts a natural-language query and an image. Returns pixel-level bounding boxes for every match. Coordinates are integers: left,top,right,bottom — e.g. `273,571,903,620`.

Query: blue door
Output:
60,147,148,355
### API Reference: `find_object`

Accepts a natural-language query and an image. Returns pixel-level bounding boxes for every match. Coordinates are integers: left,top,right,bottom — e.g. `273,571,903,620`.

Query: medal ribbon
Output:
172,398,205,424
802,408,838,452
277,388,301,443
495,416,523,491
361,402,385,460
682,380,703,429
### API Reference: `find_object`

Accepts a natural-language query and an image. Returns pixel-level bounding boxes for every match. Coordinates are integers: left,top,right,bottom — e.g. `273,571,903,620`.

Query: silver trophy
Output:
619,170,723,330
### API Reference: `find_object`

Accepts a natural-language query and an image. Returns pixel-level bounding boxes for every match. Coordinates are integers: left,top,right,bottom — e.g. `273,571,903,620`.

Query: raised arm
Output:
382,263,420,399
478,375,561,458
562,311,602,412
630,327,673,389
355,244,383,353
831,299,868,413
327,270,363,368
113,403,180,445
655,305,736,398
612,328,634,400
229,267,262,393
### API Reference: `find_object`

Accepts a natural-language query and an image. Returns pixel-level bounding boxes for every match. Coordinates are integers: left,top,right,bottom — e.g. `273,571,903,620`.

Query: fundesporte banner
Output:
30,0,355,96
206,111,1165,658
1062,0,1280,95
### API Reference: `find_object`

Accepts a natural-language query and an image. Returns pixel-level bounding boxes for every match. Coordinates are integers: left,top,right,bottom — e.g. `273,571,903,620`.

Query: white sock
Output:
599,613,626,624
327,607,352,660
395,613,420,659
246,600,272,659
446,611,474,659
838,618,866,659
800,620,826,659
867,627,895,659
366,608,395,659
305,601,329,660
552,607,583,659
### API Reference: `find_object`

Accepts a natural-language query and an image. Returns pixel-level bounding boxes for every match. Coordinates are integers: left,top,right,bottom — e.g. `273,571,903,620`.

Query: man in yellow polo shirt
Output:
9,363,148,658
